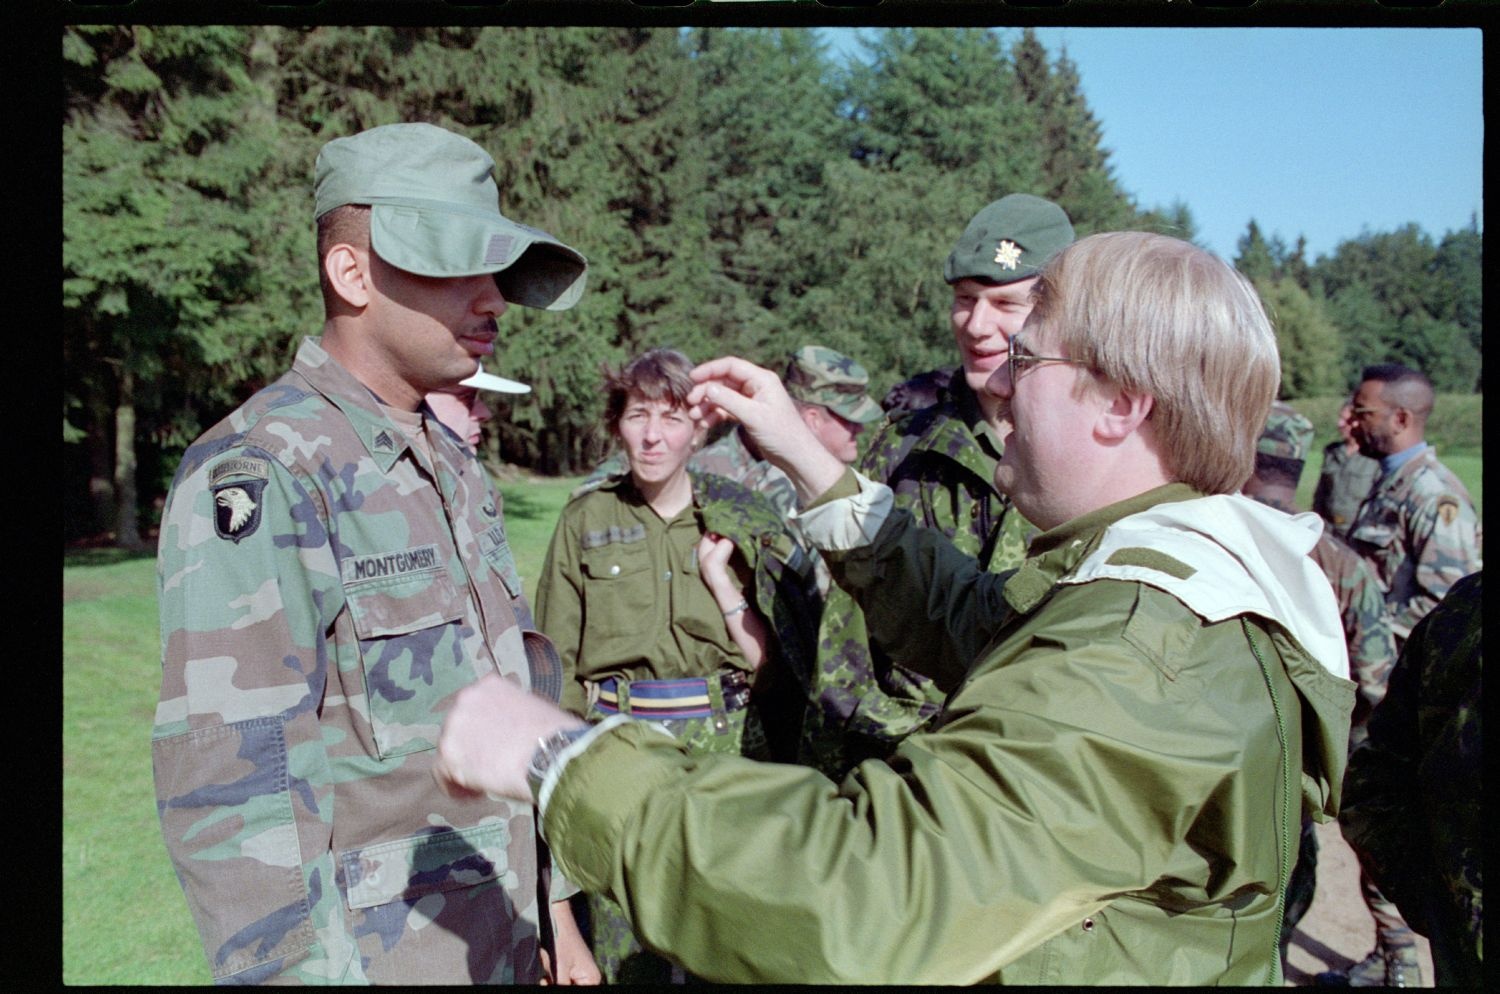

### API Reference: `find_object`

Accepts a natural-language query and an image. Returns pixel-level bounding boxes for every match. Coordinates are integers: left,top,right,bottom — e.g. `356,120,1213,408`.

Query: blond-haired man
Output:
432,233,1355,985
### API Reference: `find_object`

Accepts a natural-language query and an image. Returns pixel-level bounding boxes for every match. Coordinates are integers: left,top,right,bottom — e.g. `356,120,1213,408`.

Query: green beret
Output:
1258,401,1315,463
783,346,882,424
943,193,1075,285
314,122,587,311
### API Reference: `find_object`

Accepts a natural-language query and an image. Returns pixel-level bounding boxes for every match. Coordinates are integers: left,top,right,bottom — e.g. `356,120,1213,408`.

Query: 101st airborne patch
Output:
1436,495,1460,525
210,457,270,543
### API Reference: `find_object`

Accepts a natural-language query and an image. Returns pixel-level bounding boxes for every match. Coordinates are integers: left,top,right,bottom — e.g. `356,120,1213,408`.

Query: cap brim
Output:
830,395,885,424
369,202,588,311
461,369,531,394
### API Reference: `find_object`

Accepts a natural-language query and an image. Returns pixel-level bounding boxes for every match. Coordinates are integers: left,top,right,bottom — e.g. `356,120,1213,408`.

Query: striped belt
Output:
592,669,752,719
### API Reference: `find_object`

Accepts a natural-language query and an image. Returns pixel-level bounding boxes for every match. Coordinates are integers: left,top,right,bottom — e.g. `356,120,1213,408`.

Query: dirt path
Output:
1282,819,1434,987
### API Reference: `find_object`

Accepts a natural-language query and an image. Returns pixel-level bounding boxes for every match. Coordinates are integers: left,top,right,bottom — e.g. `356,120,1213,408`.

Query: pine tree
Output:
1257,278,1344,399
1010,30,1137,235
63,25,300,545
1234,220,1279,284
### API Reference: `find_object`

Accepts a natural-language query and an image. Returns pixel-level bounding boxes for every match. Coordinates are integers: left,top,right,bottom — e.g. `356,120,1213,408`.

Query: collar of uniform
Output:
291,336,412,472
946,377,1007,461
900,376,1003,482
947,374,985,430
1001,482,1203,614
1378,440,1429,477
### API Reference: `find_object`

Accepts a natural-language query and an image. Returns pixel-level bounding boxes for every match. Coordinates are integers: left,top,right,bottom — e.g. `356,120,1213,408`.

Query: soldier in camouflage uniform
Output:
1339,570,1482,988
1312,402,1382,538
1243,403,1410,977
1345,364,1482,645
536,348,819,984
151,123,596,984
800,194,1075,778
1330,365,1479,984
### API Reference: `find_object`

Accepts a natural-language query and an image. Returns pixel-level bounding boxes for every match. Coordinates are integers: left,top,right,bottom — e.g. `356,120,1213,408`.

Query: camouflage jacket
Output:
1312,440,1381,538
1347,446,1482,642
152,338,558,984
689,427,798,519
1309,531,1399,747
797,376,1034,776
1339,570,1482,987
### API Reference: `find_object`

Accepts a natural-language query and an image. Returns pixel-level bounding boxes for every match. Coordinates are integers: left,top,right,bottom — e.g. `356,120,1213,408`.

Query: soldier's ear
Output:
325,243,371,309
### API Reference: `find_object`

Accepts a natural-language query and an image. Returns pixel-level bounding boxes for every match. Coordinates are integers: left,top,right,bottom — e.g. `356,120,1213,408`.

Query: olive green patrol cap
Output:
1258,400,1315,463
783,346,882,424
943,193,1075,285
314,122,588,311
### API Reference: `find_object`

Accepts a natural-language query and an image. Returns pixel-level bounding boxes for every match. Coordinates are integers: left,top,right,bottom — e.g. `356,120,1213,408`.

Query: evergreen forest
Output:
62,25,1483,546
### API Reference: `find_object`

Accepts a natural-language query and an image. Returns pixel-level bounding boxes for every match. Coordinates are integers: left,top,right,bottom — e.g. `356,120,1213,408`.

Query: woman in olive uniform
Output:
535,347,815,983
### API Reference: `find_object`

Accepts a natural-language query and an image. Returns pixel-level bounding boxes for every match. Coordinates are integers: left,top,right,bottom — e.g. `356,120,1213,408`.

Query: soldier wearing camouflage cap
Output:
1242,401,1414,985
152,122,597,984
782,345,883,464
803,194,1075,778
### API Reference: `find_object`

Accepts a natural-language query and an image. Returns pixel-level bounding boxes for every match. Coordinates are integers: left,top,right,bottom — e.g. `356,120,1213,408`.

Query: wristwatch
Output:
525,724,593,796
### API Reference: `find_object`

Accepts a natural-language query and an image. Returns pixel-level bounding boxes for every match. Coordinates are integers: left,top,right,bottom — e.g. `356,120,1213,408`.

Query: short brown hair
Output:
602,348,696,437
315,204,371,312
1029,232,1280,495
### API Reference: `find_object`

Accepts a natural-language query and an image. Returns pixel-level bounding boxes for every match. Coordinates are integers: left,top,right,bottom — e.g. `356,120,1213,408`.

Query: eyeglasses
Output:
1007,332,1086,377
1349,405,1393,420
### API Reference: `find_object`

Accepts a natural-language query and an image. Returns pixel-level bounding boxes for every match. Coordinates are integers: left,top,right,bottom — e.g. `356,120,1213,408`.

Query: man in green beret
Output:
152,122,597,984
802,193,1076,777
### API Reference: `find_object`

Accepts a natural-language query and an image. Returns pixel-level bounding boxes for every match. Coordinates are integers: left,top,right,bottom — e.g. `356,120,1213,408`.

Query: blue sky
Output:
820,28,1482,263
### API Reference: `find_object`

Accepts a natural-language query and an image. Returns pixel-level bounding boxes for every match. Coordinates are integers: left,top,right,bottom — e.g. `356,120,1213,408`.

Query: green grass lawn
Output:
61,456,1481,983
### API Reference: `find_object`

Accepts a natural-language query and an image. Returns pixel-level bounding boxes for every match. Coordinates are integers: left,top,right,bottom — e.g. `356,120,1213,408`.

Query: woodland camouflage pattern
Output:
688,427,798,519
1309,532,1398,747
152,338,558,984
1346,447,1482,643
798,374,1035,777
1313,440,1382,538
1339,570,1483,987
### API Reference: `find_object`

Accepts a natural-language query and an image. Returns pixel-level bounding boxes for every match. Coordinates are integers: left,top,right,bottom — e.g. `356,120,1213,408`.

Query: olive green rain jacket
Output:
537,474,1356,984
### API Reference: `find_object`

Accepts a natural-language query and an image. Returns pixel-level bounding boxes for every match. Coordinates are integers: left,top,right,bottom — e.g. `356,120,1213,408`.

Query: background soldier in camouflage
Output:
1339,570,1482,988
536,348,819,983
1242,402,1411,981
801,194,1075,778
151,123,597,984
1345,364,1482,645
1312,401,1382,538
